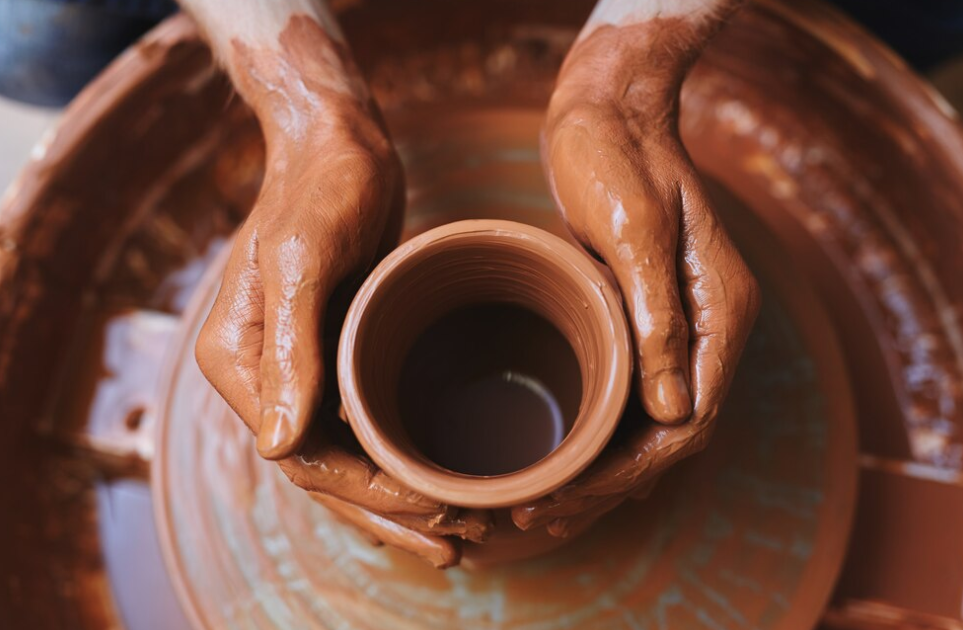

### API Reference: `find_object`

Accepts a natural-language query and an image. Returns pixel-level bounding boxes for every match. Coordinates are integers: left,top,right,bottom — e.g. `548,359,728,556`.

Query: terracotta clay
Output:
515,2,760,531
400,302,582,477
179,1,472,555
179,0,763,563
181,1,405,463
339,219,632,511
153,119,856,626
3,1,963,627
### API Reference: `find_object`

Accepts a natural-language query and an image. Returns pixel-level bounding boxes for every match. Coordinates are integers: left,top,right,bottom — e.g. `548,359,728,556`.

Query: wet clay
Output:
534,5,760,529
183,0,760,564
339,219,632,510
180,3,458,555
3,0,963,626
155,135,857,626
399,303,582,476
182,3,406,466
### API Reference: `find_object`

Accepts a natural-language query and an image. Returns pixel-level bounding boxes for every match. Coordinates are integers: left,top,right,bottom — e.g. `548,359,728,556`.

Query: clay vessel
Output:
339,219,632,563
2,1,963,627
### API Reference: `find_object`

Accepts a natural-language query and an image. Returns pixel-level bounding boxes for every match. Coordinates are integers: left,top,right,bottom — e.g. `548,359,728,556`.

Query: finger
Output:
516,184,763,531
513,414,707,530
389,509,492,543
278,445,449,519
195,233,265,431
678,178,761,426
513,488,613,532
628,472,664,500
310,493,461,569
257,235,335,460
598,190,692,424
546,495,623,539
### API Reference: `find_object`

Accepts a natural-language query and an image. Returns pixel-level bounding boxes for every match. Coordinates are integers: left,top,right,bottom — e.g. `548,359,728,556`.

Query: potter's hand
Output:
196,128,482,564
185,0,485,567
197,111,402,457
518,0,759,531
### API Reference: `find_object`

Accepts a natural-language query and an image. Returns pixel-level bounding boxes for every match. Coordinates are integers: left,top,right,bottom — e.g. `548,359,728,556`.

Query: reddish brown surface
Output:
153,154,855,626
340,220,631,510
0,1,962,628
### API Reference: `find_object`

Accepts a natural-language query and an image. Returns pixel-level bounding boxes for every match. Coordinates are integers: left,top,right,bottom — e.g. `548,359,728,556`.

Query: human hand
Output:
185,4,489,566
194,106,491,566
519,18,760,532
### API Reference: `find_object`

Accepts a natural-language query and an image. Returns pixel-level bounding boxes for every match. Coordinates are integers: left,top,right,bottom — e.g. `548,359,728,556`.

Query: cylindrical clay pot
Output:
339,219,633,565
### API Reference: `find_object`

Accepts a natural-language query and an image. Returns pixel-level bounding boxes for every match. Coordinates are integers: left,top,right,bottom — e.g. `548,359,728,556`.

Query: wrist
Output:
227,17,375,144
553,19,708,120
263,100,396,173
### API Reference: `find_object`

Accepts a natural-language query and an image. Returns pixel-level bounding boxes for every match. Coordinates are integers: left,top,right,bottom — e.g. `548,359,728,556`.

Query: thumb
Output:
256,236,337,460
598,196,692,424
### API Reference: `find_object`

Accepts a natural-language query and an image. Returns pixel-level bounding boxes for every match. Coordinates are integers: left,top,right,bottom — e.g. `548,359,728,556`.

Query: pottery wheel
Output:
154,108,856,630
5,2,963,628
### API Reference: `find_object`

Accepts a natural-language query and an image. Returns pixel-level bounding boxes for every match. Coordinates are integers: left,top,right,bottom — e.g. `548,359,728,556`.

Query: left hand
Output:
516,23,760,532
186,6,489,565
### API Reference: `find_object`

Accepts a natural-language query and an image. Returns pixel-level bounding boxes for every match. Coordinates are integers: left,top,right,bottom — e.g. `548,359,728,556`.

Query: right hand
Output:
514,17,760,534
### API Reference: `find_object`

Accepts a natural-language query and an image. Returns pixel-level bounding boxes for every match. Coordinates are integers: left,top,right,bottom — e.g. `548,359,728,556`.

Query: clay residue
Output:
3,0,963,624
531,15,760,528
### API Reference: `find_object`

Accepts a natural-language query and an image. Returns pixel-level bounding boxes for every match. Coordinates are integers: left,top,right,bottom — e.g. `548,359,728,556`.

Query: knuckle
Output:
264,235,332,291
195,319,228,381
714,245,760,313
644,309,689,349
351,150,385,181
284,213,373,280
688,429,713,456
262,340,296,384
692,389,725,430
550,101,618,140
550,101,594,127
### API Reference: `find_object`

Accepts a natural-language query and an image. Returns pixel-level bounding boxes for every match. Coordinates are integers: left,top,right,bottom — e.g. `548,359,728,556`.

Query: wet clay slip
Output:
154,148,856,627
339,219,631,508
2,1,963,628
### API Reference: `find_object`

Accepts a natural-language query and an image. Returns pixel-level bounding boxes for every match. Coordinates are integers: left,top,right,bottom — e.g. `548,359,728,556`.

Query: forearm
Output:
178,0,375,144
582,0,741,41
556,0,742,119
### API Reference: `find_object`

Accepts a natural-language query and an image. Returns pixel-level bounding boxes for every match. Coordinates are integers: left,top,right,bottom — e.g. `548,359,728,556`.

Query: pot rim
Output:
338,219,633,508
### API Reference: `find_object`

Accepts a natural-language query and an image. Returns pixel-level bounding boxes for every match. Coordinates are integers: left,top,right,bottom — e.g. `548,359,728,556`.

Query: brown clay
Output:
309,492,461,569
182,5,405,464
178,0,760,562
339,219,632,509
2,1,963,626
180,0,760,565
153,149,857,626
178,4,460,557
530,7,760,528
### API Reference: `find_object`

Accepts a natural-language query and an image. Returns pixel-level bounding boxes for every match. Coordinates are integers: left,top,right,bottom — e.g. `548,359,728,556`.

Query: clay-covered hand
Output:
186,7,488,567
197,104,402,461
518,19,760,532
194,108,487,566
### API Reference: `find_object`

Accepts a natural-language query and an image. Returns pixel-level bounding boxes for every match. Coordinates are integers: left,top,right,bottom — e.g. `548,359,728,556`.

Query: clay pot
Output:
339,219,632,512
4,1,963,627
338,219,632,565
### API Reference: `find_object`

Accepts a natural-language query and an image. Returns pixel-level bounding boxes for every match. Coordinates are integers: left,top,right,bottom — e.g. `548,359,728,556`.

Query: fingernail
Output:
547,518,572,539
257,405,297,460
652,370,691,424
510,506,538,531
